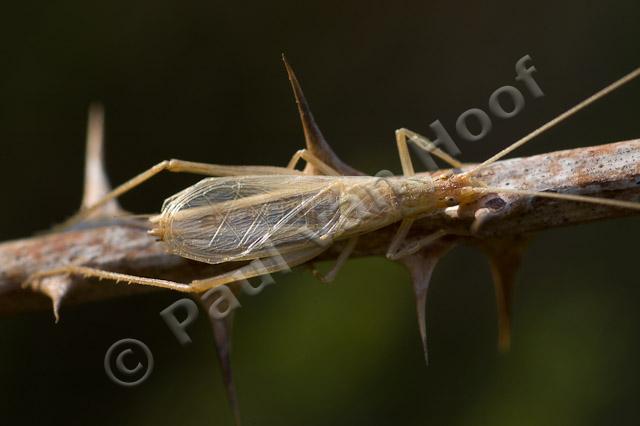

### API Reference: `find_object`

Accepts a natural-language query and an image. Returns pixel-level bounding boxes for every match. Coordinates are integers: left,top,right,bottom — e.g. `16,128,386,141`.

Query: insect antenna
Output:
469,67,640,175
475,186,640,211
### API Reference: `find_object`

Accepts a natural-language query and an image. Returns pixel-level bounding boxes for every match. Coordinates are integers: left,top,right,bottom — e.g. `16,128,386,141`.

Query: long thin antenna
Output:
469,67,640,175
477,186,640,211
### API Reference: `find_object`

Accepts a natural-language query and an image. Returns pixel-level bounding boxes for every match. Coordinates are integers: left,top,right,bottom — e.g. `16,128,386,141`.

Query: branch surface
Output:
1,139,638,316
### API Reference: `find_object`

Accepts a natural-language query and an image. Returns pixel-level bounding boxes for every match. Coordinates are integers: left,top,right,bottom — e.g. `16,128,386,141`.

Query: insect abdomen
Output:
337,177,405,236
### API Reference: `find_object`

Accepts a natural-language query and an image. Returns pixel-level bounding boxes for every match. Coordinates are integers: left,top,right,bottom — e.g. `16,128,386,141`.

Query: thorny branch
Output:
1,63,638,425
3,139,639,311
1,138,638,316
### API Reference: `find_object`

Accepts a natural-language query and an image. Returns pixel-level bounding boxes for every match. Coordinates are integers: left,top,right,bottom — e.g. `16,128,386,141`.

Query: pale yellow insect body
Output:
149,173,479,265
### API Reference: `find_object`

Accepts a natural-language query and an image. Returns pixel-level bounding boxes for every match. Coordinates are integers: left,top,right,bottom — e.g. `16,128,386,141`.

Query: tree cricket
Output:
26,58,640,301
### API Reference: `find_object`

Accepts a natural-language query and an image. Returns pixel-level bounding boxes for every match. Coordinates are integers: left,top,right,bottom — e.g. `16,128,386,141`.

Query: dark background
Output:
1,1,639,425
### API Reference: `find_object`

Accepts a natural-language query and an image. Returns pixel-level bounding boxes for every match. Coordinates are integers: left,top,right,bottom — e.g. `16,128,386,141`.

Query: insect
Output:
26,58,640,296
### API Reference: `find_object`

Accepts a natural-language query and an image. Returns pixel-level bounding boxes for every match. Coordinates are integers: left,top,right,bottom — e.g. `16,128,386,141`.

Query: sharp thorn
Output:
197,296,242,426
478,236,529,352
414,275,430,366
398,242,455,366
31,275,73,323
281,55,364,176
80,103,123,217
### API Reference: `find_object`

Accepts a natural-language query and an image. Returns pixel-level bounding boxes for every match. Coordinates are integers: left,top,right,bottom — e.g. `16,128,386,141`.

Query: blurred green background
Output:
0,0,639,425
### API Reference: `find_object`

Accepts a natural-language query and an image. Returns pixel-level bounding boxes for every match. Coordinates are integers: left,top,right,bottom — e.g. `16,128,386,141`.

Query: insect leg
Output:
387,230,448,261
188,245,328,292
312,236,359,283
287,149,341,176
77,159,303,220
25,266,196,292
25,243,327,294
395,128,462,175
386,218,415,256
386,218,448,260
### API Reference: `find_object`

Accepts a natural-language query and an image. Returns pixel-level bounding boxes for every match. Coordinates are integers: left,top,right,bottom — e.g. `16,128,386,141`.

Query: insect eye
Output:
444,196,457,206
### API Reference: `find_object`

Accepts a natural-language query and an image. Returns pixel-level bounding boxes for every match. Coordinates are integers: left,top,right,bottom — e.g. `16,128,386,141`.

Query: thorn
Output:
398,242,455,366
196,295,242,426
30,275,73,323
81,103,123,217
478,236,529,352
281,55,364,176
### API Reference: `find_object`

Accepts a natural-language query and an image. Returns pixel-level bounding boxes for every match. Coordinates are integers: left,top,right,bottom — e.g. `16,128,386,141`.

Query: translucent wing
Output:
160,175,345,264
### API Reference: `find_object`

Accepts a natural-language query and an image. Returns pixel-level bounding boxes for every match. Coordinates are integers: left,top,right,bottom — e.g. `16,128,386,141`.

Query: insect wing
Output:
162,175,343,264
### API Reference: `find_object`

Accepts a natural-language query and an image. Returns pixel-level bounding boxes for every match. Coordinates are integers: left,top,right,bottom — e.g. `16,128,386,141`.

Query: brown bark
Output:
1,138,638,316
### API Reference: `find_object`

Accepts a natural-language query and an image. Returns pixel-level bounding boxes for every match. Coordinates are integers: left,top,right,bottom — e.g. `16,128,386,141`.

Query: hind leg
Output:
25,265,196,292
25,245,328,294
189,245,328,291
